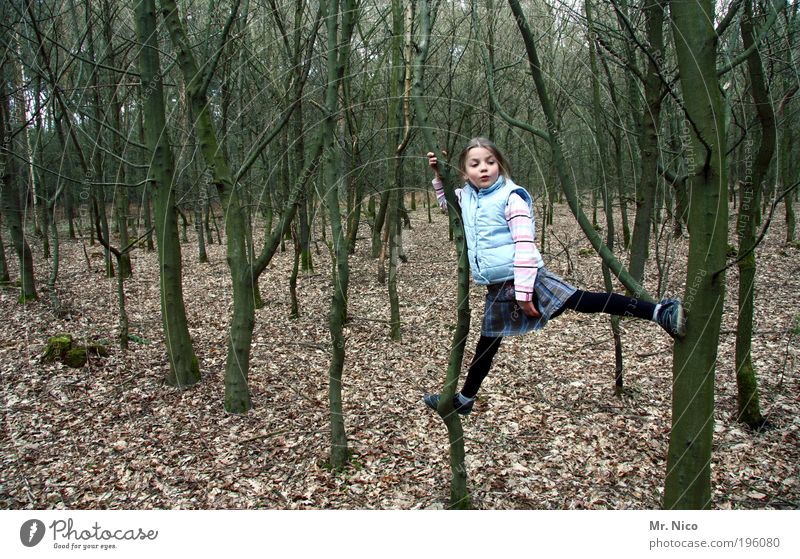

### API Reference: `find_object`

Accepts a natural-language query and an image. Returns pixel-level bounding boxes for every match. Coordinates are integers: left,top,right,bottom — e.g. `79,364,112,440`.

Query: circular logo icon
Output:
20,519,46,547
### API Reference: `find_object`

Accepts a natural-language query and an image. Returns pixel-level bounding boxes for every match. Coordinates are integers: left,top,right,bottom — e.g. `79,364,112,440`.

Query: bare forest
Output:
1,0,799,510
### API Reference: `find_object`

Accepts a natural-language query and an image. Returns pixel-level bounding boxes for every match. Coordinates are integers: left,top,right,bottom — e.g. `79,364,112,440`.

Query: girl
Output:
424,137,685,416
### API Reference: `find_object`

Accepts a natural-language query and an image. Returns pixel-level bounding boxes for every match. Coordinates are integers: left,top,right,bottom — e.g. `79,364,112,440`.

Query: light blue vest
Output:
460,176,535,285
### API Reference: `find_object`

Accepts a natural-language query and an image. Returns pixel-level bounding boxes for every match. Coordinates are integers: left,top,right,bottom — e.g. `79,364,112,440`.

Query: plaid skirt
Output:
481,267,577,337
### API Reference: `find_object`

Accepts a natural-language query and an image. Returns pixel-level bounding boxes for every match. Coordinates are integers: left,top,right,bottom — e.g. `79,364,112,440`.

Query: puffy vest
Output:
460,176,535,285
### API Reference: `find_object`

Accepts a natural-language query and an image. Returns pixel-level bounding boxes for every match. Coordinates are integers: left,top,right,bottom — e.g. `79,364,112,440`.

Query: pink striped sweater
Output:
433,178,543,302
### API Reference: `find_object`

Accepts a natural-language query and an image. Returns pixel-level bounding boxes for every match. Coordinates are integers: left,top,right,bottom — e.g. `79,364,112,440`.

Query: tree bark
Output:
664,0,729,509
320,0,356,470
734,0,772,430
0,71,37,302
416,0,470,509
136,0,200,388
627,0,666,287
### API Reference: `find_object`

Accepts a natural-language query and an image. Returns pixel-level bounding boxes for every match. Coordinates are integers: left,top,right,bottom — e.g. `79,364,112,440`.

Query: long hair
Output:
457,137,512,179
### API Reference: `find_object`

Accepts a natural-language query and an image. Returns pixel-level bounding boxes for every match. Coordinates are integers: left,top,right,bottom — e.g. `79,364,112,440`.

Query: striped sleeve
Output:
432,177,462,211
506,192,543,302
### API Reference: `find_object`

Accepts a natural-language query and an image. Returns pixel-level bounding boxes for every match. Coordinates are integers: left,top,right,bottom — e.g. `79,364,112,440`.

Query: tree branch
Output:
716,0,743,37
718,0,784,76
251,137,324,278
200,0,242,96
713,180,800,280
507,0,651,300
472,1,549,142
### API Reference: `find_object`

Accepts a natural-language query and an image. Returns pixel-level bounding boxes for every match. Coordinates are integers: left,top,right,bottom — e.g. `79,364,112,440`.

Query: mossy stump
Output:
42,335,74,363
42,334,108,369
63,348,88,368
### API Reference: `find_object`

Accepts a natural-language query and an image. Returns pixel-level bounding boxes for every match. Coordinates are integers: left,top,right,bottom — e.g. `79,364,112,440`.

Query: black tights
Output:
459,289,656,399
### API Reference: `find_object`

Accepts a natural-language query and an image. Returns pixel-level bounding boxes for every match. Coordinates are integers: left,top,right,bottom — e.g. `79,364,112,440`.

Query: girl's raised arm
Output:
427,151,457,212
426,151,442,180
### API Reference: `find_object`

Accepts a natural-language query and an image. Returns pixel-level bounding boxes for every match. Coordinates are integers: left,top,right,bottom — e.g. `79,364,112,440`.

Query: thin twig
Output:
713,180,800,280
239,429,293,444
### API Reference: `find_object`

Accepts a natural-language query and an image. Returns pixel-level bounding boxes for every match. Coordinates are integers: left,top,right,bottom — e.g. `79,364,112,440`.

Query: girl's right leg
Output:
423,335,501,415
460,335,503,399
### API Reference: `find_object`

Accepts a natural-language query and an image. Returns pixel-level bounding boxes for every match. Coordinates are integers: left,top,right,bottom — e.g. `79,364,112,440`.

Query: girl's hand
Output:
519,300,541,318
426,151,442,179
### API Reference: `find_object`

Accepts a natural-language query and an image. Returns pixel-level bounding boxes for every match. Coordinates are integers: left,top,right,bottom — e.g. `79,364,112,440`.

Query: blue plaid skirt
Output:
481,267,577,337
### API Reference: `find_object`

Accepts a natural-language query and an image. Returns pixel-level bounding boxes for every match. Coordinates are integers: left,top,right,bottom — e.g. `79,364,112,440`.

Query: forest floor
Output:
1,201,799,510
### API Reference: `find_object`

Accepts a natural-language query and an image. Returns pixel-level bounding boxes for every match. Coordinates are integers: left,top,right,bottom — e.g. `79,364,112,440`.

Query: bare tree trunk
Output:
195,180,208,263
778,21,798,244
782,126,796,243
83,0,114,278
381,0,405,340
626,0,666,287
586,0,624,391
102,0,132,278
415,0,470,509
136,0,200,388
664,0,730,509
0,213,10,284
345,137,363,255
289,223,300,318
734,0,772,430
615,0,641,247
0,67,37,303
372,190,389,258
320,0,356,470
11,34,43,248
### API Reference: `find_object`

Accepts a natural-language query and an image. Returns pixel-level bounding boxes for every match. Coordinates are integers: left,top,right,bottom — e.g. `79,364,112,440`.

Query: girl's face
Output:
463,146,500,188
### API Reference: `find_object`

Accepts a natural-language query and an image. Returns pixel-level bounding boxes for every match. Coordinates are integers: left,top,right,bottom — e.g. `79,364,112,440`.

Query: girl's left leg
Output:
551,290,655,320
552,289,686,338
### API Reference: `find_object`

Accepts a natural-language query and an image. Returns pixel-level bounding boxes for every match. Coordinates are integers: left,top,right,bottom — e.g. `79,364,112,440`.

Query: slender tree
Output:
664,0,730,509
0,213,10,285
586,0,624,390
319,0,357,470
620,0,666,288
136,0,200,387
414,0,471,509
0,39,37,303
733,0,773,430
161,0,320,412
101,0,132,278
384,0,407,341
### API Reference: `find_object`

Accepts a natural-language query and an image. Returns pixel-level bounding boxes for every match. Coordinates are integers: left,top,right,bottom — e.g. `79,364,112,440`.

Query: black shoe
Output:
423,393,474,415
656,298,686,339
